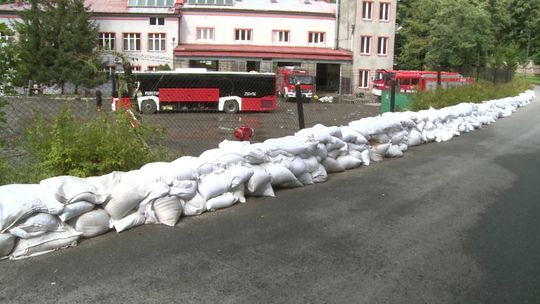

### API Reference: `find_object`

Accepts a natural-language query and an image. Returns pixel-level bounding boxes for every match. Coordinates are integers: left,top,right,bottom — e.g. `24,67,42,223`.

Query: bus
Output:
112,69,277,114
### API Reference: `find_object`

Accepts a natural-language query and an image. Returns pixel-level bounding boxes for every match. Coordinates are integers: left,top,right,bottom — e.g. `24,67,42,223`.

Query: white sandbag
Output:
9,213,66,239
247,165,272,193
322,157,346,173
171,156,215,177
69,209,111,238
139,161,198,184
339,126,362,143
103,181,150,220
0,184,65,232
407,129,423,146
348,149,363,160
301,156,320,173
348,142,368,152
390,131,406,145
260,162,302,187
232,184,247,203
372,133,390,144
58,201,95,222
313,143,328,160
386,145,404,158
281,157,308,177
371,142,391,155
85,171,123,192
226,165,254,188
241,142,269,164
361,149,371,166
182,193,207,216
311,164,328,183
10,225,81,260
0,233,16,259
112,211,146,233
153,196,183,227
337,155,362,170
245,181,275,197
264,136,311,155
399,143,408,152
169,180,198,200
40,176,109,205
325,137,346,151
137,181,171,220
327,149,341,159
297,172,314,185
206,193,238,211
198,172,232,200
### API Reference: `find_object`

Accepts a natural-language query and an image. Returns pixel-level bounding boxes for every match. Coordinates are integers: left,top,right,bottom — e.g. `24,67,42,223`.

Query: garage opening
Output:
316,63,340,94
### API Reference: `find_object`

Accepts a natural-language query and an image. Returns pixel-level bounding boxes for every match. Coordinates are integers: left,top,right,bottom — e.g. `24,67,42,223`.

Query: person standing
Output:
95,88,103,111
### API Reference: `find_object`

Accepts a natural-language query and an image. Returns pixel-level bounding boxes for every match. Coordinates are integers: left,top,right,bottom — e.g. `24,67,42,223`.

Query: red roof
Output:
174,44,352,62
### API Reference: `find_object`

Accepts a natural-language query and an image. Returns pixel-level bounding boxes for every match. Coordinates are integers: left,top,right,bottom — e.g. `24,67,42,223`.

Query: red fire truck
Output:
276,66,315,101
112,69,276,114
371,69,474,97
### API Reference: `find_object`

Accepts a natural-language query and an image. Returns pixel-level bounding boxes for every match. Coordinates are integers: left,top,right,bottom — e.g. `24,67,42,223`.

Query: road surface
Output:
1,87,539,303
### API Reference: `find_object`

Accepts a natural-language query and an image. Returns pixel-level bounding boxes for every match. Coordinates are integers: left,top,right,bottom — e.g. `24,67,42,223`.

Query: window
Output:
148,33,166,51
197,28,214,41
149,17,165,26
362,1,373,20
379,2,390,22
128,0,175,7
98,33,115,50
187,0,234,5
377,37,388,55
235,29,252,42
123,33,141,51
272,30,290,44
360,36,371,55
359,70,370,88
308,32,325,45
132,65,142,71
147,66,159,71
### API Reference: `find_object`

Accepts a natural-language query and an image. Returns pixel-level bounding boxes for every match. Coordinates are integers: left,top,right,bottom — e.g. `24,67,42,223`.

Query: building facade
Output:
337,0,397,96
0,0,397,96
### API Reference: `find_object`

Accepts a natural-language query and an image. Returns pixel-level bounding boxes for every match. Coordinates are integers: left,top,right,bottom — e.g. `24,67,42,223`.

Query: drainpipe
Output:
334,0,340,50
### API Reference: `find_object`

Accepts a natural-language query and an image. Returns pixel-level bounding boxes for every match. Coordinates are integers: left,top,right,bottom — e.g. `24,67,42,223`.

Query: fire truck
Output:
276,66,315,101
371,69,474,97
112,69,276,114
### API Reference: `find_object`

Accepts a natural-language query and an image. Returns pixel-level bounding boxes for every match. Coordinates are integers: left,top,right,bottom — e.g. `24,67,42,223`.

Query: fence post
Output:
390,79,396,112
295,82,305,130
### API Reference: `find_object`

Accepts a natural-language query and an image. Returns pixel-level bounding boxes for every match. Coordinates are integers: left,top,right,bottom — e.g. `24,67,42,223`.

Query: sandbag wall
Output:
0,90,535,260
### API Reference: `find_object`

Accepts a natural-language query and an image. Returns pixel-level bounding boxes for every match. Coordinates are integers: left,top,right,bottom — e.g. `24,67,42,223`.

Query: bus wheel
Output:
141,100,157,114
223,100,239,114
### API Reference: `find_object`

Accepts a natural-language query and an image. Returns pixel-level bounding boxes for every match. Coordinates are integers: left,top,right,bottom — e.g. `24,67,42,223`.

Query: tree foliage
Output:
396,0,540,69
13,0,105,90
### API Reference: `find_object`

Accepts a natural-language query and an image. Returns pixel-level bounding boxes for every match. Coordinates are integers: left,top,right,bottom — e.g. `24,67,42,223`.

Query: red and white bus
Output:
113,69,277,114
371,69,474,97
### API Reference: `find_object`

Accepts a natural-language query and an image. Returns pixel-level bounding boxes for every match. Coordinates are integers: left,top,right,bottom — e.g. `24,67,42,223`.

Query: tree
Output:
0,23,18,94
14,0,105,91
425,0,492,69
509,0,540,64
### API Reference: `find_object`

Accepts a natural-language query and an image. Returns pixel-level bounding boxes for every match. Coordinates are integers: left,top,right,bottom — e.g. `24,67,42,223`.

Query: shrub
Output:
23,105,172,182
409,78,531,111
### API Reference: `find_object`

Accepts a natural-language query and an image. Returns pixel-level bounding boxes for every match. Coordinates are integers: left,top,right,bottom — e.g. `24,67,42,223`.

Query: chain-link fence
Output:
456,66,515,84
0,86,381,162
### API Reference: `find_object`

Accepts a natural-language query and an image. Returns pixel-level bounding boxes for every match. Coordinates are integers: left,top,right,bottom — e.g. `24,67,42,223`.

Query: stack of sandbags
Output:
0,90,535,261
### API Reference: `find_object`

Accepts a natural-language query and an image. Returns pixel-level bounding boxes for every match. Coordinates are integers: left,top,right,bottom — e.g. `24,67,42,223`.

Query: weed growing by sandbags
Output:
21,105,173,182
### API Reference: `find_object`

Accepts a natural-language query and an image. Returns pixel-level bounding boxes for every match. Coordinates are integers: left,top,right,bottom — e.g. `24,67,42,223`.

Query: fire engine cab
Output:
371,70,474,97
277,66,315,101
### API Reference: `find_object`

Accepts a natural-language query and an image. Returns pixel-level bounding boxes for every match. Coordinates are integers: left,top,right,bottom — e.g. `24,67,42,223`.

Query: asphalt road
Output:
1,87,539,304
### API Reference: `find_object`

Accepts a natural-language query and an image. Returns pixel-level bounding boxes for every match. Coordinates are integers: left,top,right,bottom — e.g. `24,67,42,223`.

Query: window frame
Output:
98,32,116,50
360,35,372,55
148,32,166,52
308,31,325,45
379,2,391,22
361,1,374,21
196,27,215,41
149,17,165,25
359,70,370,88
122,32,141,51
234,28,253,42
377,36,389,56
272,30,290,44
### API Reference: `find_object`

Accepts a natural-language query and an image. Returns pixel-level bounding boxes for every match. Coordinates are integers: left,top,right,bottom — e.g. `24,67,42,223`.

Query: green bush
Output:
22,105,173,182
409,78,532,111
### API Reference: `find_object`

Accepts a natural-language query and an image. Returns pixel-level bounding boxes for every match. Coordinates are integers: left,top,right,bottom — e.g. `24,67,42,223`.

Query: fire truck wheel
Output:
140,100,157,114
223,100,239,114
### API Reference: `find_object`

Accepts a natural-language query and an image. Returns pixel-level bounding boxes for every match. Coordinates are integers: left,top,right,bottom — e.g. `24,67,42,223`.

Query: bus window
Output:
412,78,420,86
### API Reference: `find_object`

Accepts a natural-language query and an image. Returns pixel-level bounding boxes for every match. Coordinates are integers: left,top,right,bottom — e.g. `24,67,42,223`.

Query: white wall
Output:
180,12,335,48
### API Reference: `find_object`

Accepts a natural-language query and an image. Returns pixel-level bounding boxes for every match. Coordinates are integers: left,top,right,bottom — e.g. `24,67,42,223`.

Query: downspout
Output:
334,0,339,50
